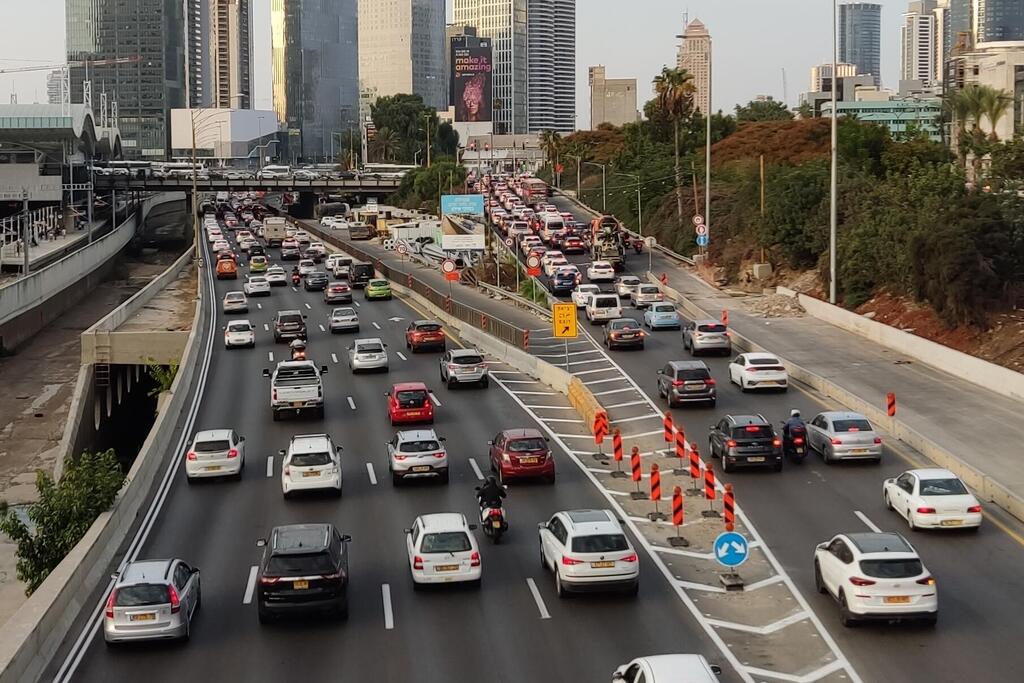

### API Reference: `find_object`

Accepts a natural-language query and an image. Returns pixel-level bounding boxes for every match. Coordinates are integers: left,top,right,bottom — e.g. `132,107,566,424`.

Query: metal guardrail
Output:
478,281,552,320
93,176,403,193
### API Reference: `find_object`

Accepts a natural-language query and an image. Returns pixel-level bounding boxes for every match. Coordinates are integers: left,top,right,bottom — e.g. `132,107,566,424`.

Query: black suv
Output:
657,360,716,408
273,310,307,342
304,272,329,291
256,523,350,623
708,414,782,472
349,263,374,288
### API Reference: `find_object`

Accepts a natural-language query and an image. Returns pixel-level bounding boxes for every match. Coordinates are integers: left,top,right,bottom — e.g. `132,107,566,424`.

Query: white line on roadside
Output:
468,457,484,480
372,321,381,330
526,578,552,619
366,462,378,485
854,510,882,533
348,396,357,410
382,584,394,630
594,387,635,395
397,351,408,361
266,456,274,478
429,392,441,406
605,400,649,409
242,565,259,604
268,352,274,362
264,324,269,332
319,324,326,332
354,301,361,307
584,377,625,385
304,303,312,310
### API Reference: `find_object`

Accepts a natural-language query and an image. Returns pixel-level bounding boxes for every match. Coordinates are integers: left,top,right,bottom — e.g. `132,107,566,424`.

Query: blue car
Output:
643,302,681,330
548,271,577,295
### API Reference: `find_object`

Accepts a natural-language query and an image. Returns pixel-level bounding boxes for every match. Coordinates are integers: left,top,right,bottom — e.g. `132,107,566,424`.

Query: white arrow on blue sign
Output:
713,531,749,567
696,234,709,247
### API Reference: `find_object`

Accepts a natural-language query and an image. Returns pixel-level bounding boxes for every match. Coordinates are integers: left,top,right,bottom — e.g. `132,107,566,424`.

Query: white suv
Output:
813,532,937,627
538,509,639,597
405,513,481,588
281,433,343,498
388,429,449,485
586,294,623,324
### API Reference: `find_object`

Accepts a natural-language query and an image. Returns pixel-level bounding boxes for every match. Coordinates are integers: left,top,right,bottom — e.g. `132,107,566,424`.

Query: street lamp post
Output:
583,162,606,211
615,172,649,271
829,0,838,304
567,155,582,198
423,113,432,167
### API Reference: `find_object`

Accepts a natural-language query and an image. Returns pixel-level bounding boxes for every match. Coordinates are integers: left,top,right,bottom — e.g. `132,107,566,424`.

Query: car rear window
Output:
401,440,441,453
832,419,873,432
593,297,618,308
749,356,781,365
652,304,675,313
277,314,303,325
421,532,472,553
508,437,546,452
290,451,331,467
397,390,428,407
732,425,773,438
918,478,968,496
677,368,711,381
451,354,483,365
571,534,629,553
226,293,244,301
698,323,727,333
115,584,168,607
195,439,230,452
266,552,333,576
275,367,319,385
227,322,251,332
416,324,442,332
357,343,384,354
639,286,660,294
859,559,923,579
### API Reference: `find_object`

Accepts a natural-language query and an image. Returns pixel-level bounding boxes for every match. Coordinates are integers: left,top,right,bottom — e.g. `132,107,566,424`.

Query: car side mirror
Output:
385,391,391,397
110,571,120,580
468,524,478,531
262,368,270,377
657,369,663,375
474,486,481,492
256,539,267,547
340,534,352,543
403,528,411,534
278,449,286,456
816,542,828,551
439,437,447,441
321,365,329,374
537,522,547,530
486,440,493,446
612,673,626,682
337,446,344,453
710,665,723,676
239,436,245,442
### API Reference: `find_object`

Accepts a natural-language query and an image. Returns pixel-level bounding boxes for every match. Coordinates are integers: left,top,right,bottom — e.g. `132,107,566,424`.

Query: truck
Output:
590,215,627,271
263,360,329,421
263,216,289,248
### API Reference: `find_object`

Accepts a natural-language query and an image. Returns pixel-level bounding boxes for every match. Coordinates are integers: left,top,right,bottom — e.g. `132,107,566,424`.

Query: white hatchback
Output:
406,513,481,588
224,319,255,349
243,277,271,297
281,434,343,498
728,352,789,391
185,429,245,480
587,261,616,282
538,509,639,597
883,468,982,530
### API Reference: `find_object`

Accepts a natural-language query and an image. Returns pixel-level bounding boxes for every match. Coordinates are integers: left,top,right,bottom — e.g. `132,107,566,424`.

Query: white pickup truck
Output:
263,360,329,421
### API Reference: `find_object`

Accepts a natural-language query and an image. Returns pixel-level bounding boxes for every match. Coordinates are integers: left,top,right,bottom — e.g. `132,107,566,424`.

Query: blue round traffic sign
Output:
695,234,709,247
713,531,749,568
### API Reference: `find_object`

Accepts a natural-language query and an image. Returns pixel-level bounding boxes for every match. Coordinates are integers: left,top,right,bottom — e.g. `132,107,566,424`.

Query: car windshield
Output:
396,390,428,407
416,324,442,332
194,439,230,452
265,553,334,576
401,440,441,453
421,532,472,553
832,419,873,432
227,323,251,332
290,451,331,467
115,584,168,607
357,343,384,354
859,559,923,579
451,354,483,365
698,323,727,333
571,534,629,553
919,478,969,496
508,437,546,452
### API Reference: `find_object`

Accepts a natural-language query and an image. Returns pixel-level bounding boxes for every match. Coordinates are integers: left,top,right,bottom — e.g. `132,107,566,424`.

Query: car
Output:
631,284,663,308
488,428,554,484
273,310,307,342
439,348,489,388
728,352,788,391
215,258,238,279
266,266,287,286
572,284,601,308
239,237,258,252
615,275,642,298
249,244,266,258
586,293,623,324
387,382,434,425
224,319,256,349
293,230,311,243
806,411,883,463
249,255,269,273
603,318,646,350
683,319,732,355
324,306,358,333
212,239,230,252
280,246,301,261
657,360,716,408
216,249,236,263
243,276,271,297
303,271,329,291
538,509,639,597
540,250,565,266
222,291,248,313
562,235,585,254
613,655,722,683
280,433,343,498
388,429,449,485
348,337,389,373
184,429,246,480
813,532,937,627
644,303,681,330
548,270,578,295
365,278,392,300
307,241,328,258
297,259,317,277
332,257,353,279
256,524,350,623
543,257,569,276
406,320,446,352
103,559,201,644
882,468,982,530
324,282,353,304
405,513,481,588
708,414,782,472
281,237,299,250
556,263,582,281
303,248,323,264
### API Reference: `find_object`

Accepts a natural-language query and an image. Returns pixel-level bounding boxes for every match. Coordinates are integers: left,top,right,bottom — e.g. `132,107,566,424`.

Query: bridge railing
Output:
92,177,403,192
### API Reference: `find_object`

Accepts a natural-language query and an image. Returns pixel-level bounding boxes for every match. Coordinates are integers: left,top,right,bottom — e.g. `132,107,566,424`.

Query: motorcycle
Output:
633,239,643,255
780,422,808,463
291,272,301,285
475,486,508,544
289,339,307,361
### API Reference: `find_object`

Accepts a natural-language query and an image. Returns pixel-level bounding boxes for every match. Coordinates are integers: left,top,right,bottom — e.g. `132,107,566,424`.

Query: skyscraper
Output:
271,0,359,162
809,62,858,92
902,1,938,85
677,19,711,115
526,0,576,132
210,0,254,109
359,0,446,111
186,0,212,107
589,66,638,129
839,3,883,87
949,0,1024,45
66,0,186,158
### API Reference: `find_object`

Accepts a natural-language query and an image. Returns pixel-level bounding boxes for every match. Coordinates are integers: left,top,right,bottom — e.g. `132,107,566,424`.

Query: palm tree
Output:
653,66,695,226
980,86,1013,141
370,127,399,162
539,130,563,167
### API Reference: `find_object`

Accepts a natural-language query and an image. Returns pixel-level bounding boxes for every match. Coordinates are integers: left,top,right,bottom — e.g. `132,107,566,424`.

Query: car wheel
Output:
709,439,718,459
257,605,274,624
447,378,456,389
824,446,834,465
627,581,639,597
480,377,489,388
180,615,191,642
739,378,747,393
497,468,505,486
555,572,569,598
721,456,732,473
773,462,783,472
814,561,827,594
884,491,893,510
839,592,858,627
272,411,280,422
439,470,449,485
546,475,556,485
922,613,938,628
907,510,917,531
392,471,402,486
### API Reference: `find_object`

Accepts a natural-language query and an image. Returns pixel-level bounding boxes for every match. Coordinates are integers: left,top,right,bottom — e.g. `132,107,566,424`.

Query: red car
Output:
387,382,434,425
562,235,585,254
405,320,446,353
488,428,555,484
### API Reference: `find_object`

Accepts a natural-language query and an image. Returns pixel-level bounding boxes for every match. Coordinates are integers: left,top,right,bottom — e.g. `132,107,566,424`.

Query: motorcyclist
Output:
633,238,643,254
291,266,301,283
782,409,805,441
476,476,506,510
289,339,307,360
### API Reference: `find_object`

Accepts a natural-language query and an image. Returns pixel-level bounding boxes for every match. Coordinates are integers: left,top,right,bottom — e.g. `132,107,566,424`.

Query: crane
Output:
0,56,139,115
0,56,140,75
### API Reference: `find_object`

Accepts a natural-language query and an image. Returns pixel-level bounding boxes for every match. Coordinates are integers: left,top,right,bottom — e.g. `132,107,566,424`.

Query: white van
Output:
539,215,565,242
586,294,623,324
257,165,292,180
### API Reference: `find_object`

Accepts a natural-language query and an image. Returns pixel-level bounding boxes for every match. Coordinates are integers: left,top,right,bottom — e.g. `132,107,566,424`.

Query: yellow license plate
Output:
302,470,319,478
293,580,309,590
941,519,963,526
851,448,868,454
412,466,431,472
291,401,303,407
129,613,156,622
884,596,910,604
492,520,502,529
591,561,615,569
520,457,538,465
747,457,765,463
204,465,222,472
435,564,459,572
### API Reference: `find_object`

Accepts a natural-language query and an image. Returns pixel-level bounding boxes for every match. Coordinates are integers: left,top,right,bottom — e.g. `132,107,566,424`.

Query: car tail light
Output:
705,378,716,386
621,553,638,563
848,576,876,586
745,367,758,372
745,426,761,432
772,438,782,448
168,585,181,614
259,575,280,585
873,437,882,444
320,571,343,581
916,576,936,586
502,451,512,463
671,380,684,387
227,448,239,459
470,551,481,567
561,556,583,566
413,556,424,570
433,453,446,459
394,455,407,461
448,364,458,371
726,439,737,448
793,437,804,445
967,504,982,513
917,506,936,514
272,389,278,401
105,590,116,619
830,438,843,445
283,466,290,477
186,451,197,461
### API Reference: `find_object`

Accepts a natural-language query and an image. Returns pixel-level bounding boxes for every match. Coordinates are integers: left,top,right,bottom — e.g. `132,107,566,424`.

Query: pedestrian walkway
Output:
1,227,92,269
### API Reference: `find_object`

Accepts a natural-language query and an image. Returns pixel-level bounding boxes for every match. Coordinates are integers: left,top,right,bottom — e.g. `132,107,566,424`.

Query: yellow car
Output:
365,278,392,301
249,255,269,273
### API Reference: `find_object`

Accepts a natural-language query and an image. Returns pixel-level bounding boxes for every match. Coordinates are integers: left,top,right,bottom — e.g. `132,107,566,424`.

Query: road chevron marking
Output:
741,659,850,683
705,609,811,635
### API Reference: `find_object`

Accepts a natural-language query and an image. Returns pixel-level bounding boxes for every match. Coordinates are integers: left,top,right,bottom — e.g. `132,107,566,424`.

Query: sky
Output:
0,1,907,128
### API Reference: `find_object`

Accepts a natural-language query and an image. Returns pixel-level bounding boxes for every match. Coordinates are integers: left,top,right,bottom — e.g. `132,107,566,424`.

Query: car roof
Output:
288,433,332,453
413,319,440,326
393,381,428,391
818,411,869,421
271,524,332,554
906,468,957,479
396,429,439,442
227,319,253,327
845,532,915,555
609,318,640,325
120,559,174,584
501,428,544,439
449,348,481,357
562,509,620,534
354,337,384,345
225,291,245,297
741,352,779,360
726,414,768,426
277,309,302,316
668,360,709,370
194,429,233,441
418,512,468,532
640,655,717,679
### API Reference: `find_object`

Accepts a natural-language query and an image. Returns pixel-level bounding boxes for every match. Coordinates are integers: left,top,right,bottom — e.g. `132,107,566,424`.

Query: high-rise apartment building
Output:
589,66,638,128
839,3,883,86
271,0,359,162
809,62,858,92
526,0,576,132
902,1,938,85
186,0,212,107
934,0,950,78
66,0,186,158
677,19,711,114
210,0,253,109
359,0,446,111
948,0,1024,47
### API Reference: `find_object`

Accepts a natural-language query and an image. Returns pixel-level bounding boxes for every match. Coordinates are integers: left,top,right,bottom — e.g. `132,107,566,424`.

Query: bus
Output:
154,162,209,179
520,177,549,204
361,163,417,180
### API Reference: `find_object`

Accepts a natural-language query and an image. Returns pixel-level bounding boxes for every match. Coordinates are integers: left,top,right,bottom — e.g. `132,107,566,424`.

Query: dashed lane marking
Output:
397,351,408,361
854,510,882,533
348,396,357,410
366,462,378,485
526,578,552,620
268,352,274,362
468,458,484,480
319,324,326,332
332,353,339,364
263,324,269,332
372,321,381,330
429,392,441,407
593,387,636,395
381,584,394,630
242,566,259,604
304,303,312,310
265,456,274,478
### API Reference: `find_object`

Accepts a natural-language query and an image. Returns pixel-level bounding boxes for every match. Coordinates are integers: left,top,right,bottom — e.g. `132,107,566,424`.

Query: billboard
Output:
451,37,493,123
440,194,485,218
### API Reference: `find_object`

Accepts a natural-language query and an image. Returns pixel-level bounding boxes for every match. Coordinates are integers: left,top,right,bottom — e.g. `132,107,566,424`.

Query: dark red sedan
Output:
488,428,555,484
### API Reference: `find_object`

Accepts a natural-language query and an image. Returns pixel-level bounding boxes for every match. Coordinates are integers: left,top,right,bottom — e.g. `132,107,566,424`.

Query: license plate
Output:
795,448,805,454
851,448,868,454
435,564,459,572
302,470,320,478
291,401,303,407
747,457,766,463
591,561,615,569
492,520,502,529
129,613,156,622
411,466,431,473
620,334,635,339
204,465,222,472
407,411,421,417
884,596,910,604
941,519,963,526
520,457,538,465
293,580,309,590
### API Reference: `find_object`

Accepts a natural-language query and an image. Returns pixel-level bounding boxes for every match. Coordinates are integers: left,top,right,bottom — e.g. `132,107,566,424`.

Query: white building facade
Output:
902,1,938,85
677,19,711,114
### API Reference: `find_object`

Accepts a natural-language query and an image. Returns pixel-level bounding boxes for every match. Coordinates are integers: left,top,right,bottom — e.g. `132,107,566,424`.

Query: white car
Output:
212,239,230,252
224,319,255,349
307,242,328,257
586,294,623,324
541,250,564,266
236,230,254,242
281,433,343,498
520,236,542,253
556,264,581,281
405,513,481,588
572,284,601,308
293,230,311,243
387,429,449,485
631,284,664,308
243,276,271,297
298,259,317,277
544,257,569,276
806,411,882,463
813,532,937,627
239,237,257,252
265,266,287,286
185,429,245,480
222,291,248,313
883,468,982,530
728,352,789,392
587,261,616,282
613,655,722,683
615,276,642,298
538,509,639,597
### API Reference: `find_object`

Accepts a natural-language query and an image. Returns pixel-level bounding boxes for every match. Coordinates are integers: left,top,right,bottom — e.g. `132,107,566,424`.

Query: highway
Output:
50,221,736,682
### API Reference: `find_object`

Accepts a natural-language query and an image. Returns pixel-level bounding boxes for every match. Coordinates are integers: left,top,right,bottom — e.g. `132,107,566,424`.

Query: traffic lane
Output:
588,320,1024,682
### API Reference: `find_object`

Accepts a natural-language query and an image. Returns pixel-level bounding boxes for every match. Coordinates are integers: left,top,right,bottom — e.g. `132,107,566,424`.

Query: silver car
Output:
329,307,360,333
440,349,489,388
103,559,201,644
615,276,642,299
348,337,389,373
682,319,731,355
387,429,449,485
807,411,883,464
222,291,248,313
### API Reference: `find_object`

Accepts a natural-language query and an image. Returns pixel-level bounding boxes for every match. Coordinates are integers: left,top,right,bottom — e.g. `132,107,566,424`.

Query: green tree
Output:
796,101,814,119
0,449,124,594
370,127,400,162
370,94,453,163
734,97,793,123
653,66,696,227
145,359,178,396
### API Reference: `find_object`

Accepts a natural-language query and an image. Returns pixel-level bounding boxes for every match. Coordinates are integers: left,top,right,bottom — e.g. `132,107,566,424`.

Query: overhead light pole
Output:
829,0,838,304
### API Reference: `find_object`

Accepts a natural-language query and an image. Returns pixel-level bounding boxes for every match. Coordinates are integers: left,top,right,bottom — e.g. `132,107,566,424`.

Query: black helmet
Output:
485,475,497,486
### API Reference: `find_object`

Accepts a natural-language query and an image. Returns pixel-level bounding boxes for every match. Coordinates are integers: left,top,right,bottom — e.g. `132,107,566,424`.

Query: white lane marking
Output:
354,301,361,307
292,286,298,292
606,400,649,409
594,387,635,395
332,353,339,364
526,578,552,619
854,510,882,533
266,456,274,478
382,584,394,630
348,396,357,410
468,457,484,480
429,392,441,407
510,390,557,396
268,351,274,362
366,462,378,485
257,303,262,310
263,323,269,332
573,368,618,376
524,405,577,410
397,351,408,361
242,565,259,604
304,303,312,310
372,321,381,330
584,377,625,385
319,324,326,332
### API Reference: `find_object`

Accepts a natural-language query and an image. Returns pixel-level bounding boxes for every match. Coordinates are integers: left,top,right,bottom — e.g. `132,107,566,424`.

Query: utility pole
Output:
584,162,606,212
190,111,200,261
424,113,432,167
21,190,30,277
760,154,766,262
705,33,712,249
